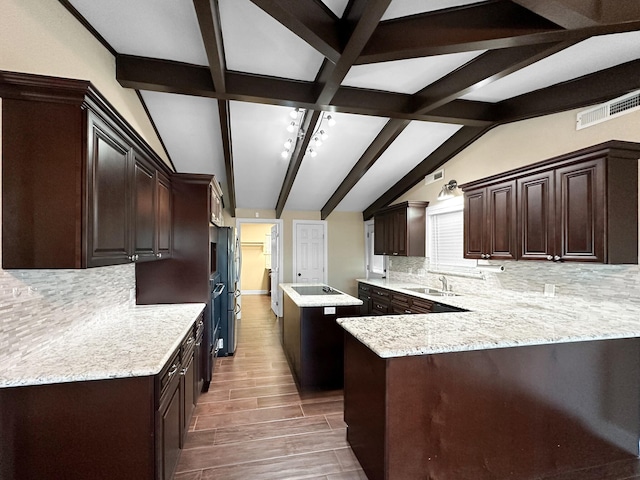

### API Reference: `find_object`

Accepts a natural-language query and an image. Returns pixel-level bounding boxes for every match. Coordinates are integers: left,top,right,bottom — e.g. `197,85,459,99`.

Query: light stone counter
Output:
0,303,205,387
340,278,640,358
280,283,362,308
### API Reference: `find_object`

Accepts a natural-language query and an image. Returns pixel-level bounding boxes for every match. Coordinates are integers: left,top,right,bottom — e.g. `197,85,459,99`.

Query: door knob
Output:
297,273,301,276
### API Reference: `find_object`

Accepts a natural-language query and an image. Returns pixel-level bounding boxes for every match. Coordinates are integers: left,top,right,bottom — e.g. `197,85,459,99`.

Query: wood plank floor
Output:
174,295,367,480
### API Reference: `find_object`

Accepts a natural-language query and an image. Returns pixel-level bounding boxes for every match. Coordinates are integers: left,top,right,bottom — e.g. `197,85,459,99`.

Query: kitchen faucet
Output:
438,275,448,292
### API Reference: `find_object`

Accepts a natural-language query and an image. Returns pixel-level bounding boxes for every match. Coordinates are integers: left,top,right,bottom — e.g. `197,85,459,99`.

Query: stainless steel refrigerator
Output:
216,226,240,355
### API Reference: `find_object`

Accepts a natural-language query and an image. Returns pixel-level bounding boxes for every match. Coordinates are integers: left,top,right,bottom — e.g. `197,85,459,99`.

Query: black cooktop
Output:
292,285,342,295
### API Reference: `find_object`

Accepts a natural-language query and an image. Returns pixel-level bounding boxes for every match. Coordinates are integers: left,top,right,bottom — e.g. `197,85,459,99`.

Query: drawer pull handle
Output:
167,364,179,379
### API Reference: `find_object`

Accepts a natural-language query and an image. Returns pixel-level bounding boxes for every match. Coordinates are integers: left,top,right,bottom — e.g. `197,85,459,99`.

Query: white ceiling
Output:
66,0,640,216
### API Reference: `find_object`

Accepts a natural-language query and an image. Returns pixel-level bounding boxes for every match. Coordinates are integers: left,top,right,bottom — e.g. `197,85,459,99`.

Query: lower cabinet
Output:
360,283,437,315
0,316,203,480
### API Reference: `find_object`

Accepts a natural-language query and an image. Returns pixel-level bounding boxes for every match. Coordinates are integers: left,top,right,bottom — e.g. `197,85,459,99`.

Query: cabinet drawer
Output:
390,292,410,309
371,301,389,315
410,297,433,313
358,283,371,294
371,288,390,300
159,350,181,402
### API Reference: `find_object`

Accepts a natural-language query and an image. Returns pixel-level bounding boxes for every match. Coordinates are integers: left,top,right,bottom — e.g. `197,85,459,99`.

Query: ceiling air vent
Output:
425,169,445,185
577,90,640,130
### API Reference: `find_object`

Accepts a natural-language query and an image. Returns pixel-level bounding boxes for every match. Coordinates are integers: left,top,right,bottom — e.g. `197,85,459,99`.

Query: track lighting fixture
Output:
284,138,292,149
280,110,335,160
281,149,289,159
327,115,336,127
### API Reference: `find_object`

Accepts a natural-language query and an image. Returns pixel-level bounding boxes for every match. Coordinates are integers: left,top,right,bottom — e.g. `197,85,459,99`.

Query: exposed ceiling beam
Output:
321,119,411,219
496,59,640,123
248,0,342,63
512,0,640,28
273,0,391,216
193,0,236,214
320,41,574,219
275,110,321,218
217,100,236,216
356,0,640,64
362,126,493,220
193,0,227,92
116,55,494,125
412,41,576,113
510,0,600,28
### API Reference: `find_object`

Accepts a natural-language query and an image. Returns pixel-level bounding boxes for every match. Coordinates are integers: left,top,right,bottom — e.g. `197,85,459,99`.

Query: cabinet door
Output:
486,181,516,260
555,159,605,262
87,116,133,267
181,352,195,445
373,213,386,255
518,171,554,260
391,209,407,256
157,172,172,258
159,382,181,480
464,189,485,259
134,158,156,261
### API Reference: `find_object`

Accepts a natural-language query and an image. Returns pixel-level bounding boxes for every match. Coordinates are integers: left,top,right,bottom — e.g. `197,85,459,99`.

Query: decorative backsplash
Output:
0,263,134,366
388,256,640,305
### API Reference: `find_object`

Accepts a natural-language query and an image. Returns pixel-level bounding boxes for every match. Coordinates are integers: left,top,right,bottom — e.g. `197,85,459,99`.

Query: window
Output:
427,198,476,271
365,221,385,277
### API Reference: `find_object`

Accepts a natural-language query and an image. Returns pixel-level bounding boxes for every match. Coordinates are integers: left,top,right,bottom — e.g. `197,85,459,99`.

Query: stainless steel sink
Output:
404,287,459,297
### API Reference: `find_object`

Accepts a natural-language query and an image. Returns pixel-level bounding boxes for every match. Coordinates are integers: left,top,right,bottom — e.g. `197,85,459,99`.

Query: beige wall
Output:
234,209,366,296
401,107,640,204
1,0,169,167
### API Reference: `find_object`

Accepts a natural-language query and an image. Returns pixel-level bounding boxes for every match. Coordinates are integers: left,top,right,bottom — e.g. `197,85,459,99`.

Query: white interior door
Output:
270,224,282,317
294,222,326,284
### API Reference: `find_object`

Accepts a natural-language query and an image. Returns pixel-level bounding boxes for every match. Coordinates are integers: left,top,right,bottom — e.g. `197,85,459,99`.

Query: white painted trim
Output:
292,219,328,284
235,218,284,317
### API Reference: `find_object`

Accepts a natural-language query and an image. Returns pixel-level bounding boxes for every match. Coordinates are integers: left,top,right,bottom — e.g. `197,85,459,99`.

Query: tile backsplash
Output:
388,256,640,305
0,264,134,366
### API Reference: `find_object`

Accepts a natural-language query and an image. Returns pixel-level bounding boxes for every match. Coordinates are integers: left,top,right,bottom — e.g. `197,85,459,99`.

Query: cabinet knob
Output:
129,255,134,261
546,255,553,261
553,255,561,262
157,253,162,258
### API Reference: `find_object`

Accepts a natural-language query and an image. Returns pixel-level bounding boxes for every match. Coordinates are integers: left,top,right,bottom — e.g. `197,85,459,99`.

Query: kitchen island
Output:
280,283,361,390
0,302,205,480
339,281,640,480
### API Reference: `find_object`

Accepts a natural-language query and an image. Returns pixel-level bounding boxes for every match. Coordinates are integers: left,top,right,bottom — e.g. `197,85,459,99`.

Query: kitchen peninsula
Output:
280,283,361,390
340,280,640,480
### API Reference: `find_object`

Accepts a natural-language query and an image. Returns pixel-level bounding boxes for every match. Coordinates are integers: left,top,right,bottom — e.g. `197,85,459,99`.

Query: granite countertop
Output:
280,283,362,308
339,278,640,358
0,303,205,388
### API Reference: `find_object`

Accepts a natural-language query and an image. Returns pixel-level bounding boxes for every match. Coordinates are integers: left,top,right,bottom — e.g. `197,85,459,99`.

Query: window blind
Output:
429,209,475,269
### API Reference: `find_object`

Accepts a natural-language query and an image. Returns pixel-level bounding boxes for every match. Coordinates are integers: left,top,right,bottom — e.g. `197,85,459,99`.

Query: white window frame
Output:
364,219,386,278
426,197,476,273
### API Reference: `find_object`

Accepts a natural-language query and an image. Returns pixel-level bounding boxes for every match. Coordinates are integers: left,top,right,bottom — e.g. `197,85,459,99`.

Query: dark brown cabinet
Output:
462,141,640,264
390,291,434,314
357,283,372,315
1,71,172,269
463,180,517,260
373,201,429,257
0,314,203,480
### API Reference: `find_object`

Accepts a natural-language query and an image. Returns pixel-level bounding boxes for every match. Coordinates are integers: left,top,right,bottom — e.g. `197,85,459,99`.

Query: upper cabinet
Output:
373,201,429,257
209,178,224,227
1,71,172,269
464,180,517,260
461,141,640,264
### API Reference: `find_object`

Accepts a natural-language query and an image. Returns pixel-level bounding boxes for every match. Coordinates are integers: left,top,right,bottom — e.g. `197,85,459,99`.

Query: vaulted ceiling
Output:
61,0,640,219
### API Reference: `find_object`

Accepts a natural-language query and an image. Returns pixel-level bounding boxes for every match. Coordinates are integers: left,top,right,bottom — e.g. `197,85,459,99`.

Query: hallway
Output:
174,295,367,480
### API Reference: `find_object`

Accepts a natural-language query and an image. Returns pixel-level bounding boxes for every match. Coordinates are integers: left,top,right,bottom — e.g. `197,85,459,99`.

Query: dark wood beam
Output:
511,0,600,28
496,59,640,123
248,0,342,63
116,55,494,125
193,0,235,213
356,0,640,64
314,0,391,104
275,110,322,218
217,100,236,217
193,0,227,92
412,41,576,113
512,0,640,28
363,126,493,220
321,119,411,219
